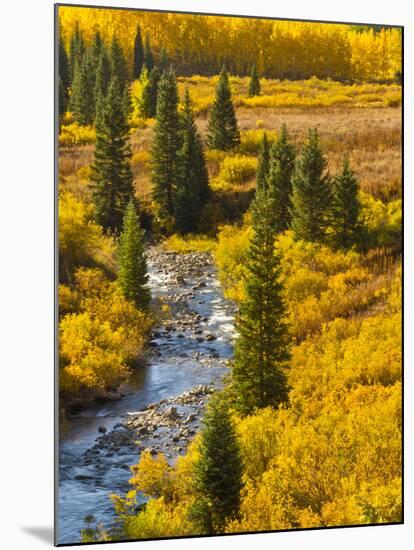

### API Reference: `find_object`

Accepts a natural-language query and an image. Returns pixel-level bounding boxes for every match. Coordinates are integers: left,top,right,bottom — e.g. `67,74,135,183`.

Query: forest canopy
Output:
59,7,402,82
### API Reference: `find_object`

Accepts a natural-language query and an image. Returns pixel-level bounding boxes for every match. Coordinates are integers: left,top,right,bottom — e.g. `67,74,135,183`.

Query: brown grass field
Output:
59,78,401,207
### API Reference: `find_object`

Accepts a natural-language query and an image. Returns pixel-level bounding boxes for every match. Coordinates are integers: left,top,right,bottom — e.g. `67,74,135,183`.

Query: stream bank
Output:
57,248,235,545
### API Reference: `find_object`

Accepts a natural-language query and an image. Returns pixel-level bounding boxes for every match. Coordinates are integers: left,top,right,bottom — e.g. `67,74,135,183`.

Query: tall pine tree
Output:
69,22,84,82
158,48,170,72
91,76,134,234
110,35,129,92
59,36,70,104
192,393,243,534
151,69,180,223
94,47,111,109
290,128,332,242
144,35,154,72
267,124,296,232
207,67,240,151
256,132,270,192
233,190,290,415
58,78,67,120
133,24,144,79
140,66,161,119
174,90,210,234
89,31,104,79
248,64,261,97
69,53,95,125
118,200,150,311
331,158,363,249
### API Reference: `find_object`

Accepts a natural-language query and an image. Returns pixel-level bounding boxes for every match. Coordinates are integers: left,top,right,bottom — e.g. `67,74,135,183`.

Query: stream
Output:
57,249,236,545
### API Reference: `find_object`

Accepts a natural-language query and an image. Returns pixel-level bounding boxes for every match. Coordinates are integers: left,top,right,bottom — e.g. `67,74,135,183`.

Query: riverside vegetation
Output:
57,6,402,542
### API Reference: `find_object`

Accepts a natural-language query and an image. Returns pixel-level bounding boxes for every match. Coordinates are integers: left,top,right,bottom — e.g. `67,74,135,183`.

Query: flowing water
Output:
57,250,235,545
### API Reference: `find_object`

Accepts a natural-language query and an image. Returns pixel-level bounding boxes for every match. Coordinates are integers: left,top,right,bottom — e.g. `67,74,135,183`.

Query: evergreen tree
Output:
256,132,270,192
118,200,150,311
207,67,240,151
331,158,363,248
248,64,261,97
89,31,103,76
91,77,134,234
110,36,132,118
94,47,111,104
192,393,243,534
267,124,296,232
69,22,85,81
59,36,70,97
233,190,290,415
144,35,155,71
69,54,95,125
133,24,145,79
140,66,161,118
158,47,170,72
58,77,67,120
290,128,333,242
110,35,129,92
175,90,210,234
151,69,180,223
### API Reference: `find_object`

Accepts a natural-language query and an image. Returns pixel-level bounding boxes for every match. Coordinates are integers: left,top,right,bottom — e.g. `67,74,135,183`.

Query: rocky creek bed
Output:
57,249,235,545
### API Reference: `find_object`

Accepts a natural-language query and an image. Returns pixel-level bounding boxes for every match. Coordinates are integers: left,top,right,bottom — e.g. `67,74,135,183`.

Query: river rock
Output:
98,426,107,434
206,334,217,341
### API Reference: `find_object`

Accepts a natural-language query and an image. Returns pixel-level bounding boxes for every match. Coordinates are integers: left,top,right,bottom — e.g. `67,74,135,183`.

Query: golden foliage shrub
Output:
215,227,396,340
59,268,152,395
59,191,116,281
229,382,401,532
59,123,96,147
239,129,278,155
60,311,129,392
360,193,402,248
211,156,257,191
112,441,201,539
214,224,253,302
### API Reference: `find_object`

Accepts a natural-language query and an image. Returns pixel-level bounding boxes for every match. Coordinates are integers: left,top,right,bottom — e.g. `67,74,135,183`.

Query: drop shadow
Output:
21,526,54,544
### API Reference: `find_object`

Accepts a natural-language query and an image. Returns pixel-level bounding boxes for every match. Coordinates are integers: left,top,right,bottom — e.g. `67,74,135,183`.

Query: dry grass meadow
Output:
59,76,402,207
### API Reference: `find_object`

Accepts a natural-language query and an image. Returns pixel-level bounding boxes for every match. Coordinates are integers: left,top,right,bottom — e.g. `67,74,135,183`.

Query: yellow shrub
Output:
234,407,282,482
59,312,129,392
59,191,116,280
211,155,257,191
230,383,401,533
74,268,152,359
214,224,253,302
215,227,397,341
59,267,152,395
59,123,96,147
290,311,401,408
121,497,197,540
59,284,79,317
129,451,173,500
239,129,278,155
360,193,402,248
